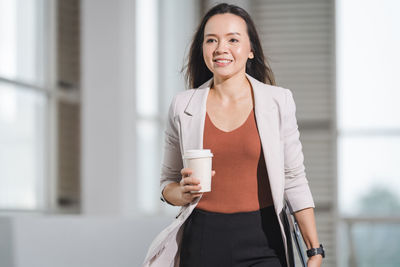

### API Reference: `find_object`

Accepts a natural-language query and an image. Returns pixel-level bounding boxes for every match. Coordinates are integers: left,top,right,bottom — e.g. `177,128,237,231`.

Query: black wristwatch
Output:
306,244,325,258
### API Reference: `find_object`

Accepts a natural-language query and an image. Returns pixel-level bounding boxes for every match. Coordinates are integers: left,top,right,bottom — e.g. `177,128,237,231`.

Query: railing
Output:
340,217,400,267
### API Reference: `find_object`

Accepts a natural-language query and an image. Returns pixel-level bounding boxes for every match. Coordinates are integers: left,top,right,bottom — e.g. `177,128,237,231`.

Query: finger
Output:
183,185,201,192
184,176,201,185
212,170,216,176
180,168,193,177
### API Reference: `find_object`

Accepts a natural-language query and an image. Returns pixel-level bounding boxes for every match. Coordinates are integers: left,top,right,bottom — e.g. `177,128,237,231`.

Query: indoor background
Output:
0,0,399,266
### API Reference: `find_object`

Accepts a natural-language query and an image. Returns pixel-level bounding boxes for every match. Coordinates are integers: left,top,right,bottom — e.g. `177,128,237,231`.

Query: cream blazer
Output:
143,73,315,267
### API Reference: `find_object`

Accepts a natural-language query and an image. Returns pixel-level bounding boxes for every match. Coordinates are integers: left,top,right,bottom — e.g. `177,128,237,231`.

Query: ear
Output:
249,51,254,59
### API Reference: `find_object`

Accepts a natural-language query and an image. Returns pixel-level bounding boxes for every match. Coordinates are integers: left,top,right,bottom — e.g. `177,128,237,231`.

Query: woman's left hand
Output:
307,255,323,267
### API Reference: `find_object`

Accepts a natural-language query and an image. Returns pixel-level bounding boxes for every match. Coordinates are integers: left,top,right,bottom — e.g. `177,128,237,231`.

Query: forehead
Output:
204,13,248,36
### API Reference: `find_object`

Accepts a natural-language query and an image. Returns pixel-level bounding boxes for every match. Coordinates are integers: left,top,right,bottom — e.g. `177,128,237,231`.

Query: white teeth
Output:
216,60,231,63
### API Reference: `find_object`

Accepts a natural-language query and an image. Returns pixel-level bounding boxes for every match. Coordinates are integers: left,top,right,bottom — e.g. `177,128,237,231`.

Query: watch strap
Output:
306,244,325,258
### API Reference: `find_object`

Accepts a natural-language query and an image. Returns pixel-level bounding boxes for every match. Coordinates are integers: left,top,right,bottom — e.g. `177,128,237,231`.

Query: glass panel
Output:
337,0,400,130
136,119,160,214
0,82,47,210
338,136,400,216
0,0,45,85
340,222,400,267
135,0,158,117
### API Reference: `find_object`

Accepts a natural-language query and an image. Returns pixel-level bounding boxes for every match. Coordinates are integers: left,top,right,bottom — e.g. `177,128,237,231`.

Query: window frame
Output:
0,0,59,213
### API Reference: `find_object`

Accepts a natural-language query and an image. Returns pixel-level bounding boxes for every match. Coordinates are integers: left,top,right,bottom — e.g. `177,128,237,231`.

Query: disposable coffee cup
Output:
183,149,213,193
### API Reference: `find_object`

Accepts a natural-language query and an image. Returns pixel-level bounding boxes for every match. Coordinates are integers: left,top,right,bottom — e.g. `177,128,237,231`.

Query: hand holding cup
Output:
179,168,216,204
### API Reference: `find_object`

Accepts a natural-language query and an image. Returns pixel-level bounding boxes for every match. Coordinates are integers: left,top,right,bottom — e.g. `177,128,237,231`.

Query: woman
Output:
143,3,323,267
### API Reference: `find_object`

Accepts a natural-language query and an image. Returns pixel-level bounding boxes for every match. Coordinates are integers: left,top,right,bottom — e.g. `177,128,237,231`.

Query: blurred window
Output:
337,0,400,265
135,0,160,214
135,0,199,215
337,0,400,217
0,0,52,210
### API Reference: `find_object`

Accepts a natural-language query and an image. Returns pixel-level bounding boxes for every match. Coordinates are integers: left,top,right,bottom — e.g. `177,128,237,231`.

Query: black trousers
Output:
179,205,287,267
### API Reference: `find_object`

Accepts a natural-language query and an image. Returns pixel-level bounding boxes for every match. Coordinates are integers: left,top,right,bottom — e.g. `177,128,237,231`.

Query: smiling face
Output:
202,13,254,81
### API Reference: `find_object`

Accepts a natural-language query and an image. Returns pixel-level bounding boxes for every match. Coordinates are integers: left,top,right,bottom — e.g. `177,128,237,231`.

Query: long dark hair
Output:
182,3,275,89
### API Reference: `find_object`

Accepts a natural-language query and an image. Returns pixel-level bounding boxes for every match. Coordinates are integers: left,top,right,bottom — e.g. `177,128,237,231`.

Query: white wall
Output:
0,215,171,267
0,217,14,267
81,0,136,216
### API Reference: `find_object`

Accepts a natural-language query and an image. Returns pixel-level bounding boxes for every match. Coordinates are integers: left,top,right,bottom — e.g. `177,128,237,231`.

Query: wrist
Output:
309,242,321,249
309,254,323,260
163,182,187,206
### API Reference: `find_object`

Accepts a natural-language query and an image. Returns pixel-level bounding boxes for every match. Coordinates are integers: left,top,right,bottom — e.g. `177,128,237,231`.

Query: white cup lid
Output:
183,149,213,159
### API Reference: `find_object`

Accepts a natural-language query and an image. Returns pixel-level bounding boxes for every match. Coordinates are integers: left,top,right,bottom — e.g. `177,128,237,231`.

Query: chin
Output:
213,70,240,79
212,73,232,80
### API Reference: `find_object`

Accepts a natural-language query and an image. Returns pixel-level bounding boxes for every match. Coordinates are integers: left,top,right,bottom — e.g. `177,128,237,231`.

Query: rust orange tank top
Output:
195,108,274,213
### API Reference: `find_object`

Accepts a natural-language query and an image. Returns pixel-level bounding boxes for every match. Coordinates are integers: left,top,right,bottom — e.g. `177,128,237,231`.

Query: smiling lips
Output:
213,58,233,67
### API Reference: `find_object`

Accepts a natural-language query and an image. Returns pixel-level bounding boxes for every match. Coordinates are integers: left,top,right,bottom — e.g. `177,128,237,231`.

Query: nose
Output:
214,40,228,55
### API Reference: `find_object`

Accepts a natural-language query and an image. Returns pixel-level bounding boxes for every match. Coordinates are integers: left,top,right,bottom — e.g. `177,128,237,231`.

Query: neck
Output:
211,72,251,103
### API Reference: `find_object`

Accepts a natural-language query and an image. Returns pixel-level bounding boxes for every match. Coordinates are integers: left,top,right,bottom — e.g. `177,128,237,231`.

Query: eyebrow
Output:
204,32,241,37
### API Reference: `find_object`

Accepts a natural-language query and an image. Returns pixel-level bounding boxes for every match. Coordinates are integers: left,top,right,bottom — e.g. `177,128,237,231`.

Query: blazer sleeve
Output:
159,94,184,206
282,89,315,213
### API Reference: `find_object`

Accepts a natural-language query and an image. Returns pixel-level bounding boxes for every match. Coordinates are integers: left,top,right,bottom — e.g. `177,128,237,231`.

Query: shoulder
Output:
256,81,294,107
267,84,290,98
167,88,197,117
173,88,197,101
246,74,293,103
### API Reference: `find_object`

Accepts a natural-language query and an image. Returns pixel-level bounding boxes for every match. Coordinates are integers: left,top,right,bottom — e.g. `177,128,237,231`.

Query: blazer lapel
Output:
179,78,211,161
179,73,284,213
249,74,285,213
